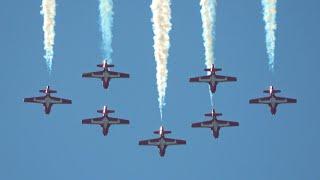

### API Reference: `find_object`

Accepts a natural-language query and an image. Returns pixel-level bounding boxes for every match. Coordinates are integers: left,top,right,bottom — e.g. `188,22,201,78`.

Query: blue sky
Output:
1,0,319,180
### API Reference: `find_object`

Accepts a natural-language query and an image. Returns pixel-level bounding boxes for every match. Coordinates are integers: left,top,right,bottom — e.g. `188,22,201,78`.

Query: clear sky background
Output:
1,0,319,180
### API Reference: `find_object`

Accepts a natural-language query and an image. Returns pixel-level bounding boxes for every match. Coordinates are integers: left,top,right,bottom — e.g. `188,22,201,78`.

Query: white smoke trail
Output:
150,0,172,120
99,0,114,63
200,0,217,70
209,89,214,107
262,0,277,71
41,0,56,73
200,0,217,106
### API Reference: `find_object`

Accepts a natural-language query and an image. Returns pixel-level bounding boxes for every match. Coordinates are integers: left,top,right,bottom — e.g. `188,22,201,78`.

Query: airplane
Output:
189,64,237,93
82,60,130,89
192,109,239,138
249,86,297,115
82,106,129,136
139,126,186,157
23,86,72,114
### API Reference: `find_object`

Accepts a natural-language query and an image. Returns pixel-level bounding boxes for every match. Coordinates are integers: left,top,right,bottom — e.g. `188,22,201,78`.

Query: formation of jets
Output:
24,62,297,157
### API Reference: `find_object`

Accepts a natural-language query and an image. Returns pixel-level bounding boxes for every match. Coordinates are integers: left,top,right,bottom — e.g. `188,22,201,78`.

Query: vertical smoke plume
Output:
150,0,172,120
262,0,277,70
99,0,114,63
200,0,217,70
200,0,217,107
41,0,56,73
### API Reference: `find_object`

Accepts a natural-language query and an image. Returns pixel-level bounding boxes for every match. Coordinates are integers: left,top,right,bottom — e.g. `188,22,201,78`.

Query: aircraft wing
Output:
192,120,213,128
108,117,130,124
82,71,103,78
275,96,297,104
164,138,186,146
249,97,270,104
24,96,45,104
82,117,103,124
189,75,210,82
139,138,160,146
215,75,237,82
109,71,130,78
216,120,239,127
51,97,72,104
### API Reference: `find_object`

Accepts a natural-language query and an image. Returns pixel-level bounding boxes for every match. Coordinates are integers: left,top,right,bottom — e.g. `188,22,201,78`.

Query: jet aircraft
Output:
24,86,72,114
192,109,239,138
189,64,237,93
82,106,129,136
249,86,297,115
139,126,186,157
82,60,130,89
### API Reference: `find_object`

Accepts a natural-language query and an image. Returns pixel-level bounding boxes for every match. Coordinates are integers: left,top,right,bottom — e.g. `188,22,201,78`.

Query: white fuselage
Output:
91,70,121,79
199,74,227,84
159,138,166,150
258,95,288,108
33,95,62,107
201,119,230,128
102,71,120,79
90,116,121,129
147,136,177,151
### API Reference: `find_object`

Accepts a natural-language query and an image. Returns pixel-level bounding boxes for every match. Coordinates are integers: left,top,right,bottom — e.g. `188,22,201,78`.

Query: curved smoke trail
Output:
150,0,172,120
41,0,56,73
99,0,114,63
200,0,217,107
262,0,277,71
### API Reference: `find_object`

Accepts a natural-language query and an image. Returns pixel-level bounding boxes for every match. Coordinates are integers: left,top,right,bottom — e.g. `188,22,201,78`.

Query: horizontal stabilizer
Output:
97,64,114,68
153,130,171,135
97,109,115,114
204,68,221,72
264,89,281,93
40,86,57,94
204,64,222,72
205,112,222,117
264,86,281,94
97,60,114,68
205,109,222,117
39,89,57,93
